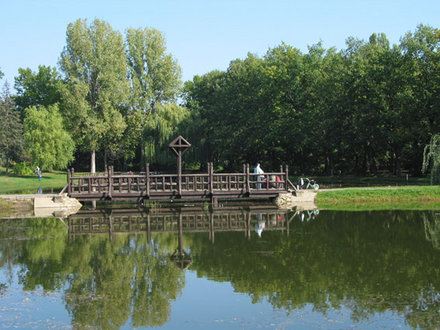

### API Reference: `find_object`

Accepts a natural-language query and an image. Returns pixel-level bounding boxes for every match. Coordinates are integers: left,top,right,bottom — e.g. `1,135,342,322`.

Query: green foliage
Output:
126,27,182,111
0,82,24,172
59,18,129,171
24,104,75,170
143,103,190,168
14,65,63,120
183,25,440,176
422,134,440,184
12,161,34,176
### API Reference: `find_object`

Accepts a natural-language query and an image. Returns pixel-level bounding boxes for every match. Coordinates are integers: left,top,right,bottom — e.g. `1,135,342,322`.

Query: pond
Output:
1,204,440,329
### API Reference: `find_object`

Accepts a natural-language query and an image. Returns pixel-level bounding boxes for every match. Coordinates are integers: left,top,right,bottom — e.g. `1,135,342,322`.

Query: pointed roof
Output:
169,136,191,156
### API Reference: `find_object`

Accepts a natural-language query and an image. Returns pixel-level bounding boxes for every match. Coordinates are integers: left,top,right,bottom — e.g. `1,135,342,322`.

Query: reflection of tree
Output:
0,218,184,328
17,218,67,290
188,210,440,329
62,233,184,328
423,212,440,249
2,210,440,328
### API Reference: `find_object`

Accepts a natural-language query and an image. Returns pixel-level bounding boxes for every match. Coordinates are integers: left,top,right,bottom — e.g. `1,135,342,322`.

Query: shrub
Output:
13,162,34,176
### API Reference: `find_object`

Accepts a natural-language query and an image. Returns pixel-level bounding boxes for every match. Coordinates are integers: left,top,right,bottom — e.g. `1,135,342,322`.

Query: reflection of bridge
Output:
67,205,298,242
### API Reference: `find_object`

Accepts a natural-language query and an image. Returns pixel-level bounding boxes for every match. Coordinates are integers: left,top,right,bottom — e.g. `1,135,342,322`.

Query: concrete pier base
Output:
274,190,317,209
0,193,82,218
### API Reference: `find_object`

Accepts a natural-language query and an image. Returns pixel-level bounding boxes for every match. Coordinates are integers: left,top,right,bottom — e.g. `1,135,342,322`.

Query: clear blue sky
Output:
1,0,439,89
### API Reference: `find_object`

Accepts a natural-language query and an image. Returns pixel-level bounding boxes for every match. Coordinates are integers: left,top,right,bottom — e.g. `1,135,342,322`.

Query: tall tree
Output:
126,27,182,112
14,66,63,120
23,104,74,170
59,19,129,172
0,82,24,173
125,27,182,168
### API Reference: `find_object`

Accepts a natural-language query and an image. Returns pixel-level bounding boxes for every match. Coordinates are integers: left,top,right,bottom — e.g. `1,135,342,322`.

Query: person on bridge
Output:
254,163,264,189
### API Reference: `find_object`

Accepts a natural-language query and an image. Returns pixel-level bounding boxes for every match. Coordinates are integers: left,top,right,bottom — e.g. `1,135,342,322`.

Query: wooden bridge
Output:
67,163,296,202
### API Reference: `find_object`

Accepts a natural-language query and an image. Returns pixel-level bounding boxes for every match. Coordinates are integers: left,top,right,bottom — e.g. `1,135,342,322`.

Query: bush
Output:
13,162,34,176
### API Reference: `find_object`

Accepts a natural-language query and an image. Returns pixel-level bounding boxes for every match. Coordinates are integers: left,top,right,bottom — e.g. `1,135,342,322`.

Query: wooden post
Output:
285,165,289,191
71,168,75,193
245,164,250,194
108,166,113,199
209,162,213,195
88,174,92,193
145,163,150,198
67,169,71,194
242,164,246,191
177,151,182,196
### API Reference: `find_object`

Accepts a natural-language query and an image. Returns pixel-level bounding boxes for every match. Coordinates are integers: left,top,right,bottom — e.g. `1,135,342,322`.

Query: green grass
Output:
0,171,67,194
316,185,440,210
311,174,430,187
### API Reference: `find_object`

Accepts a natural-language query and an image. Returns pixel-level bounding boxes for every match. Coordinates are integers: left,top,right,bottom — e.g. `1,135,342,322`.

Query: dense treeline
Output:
0,21,439,176
183,25,440,175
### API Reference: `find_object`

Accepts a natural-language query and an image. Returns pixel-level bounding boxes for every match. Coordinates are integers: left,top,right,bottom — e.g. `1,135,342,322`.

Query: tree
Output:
14,66,63,120
125,27,183,169
422,134,440,184
126,27,182,112
143,103,190,168
0,82,24,173
59,18,129,173
24,104,75,170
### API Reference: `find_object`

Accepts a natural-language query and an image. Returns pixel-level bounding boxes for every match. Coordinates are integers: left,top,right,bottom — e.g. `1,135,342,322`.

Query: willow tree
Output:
143,103,190,169
59,19,129,173
24,104,75,170
422,134,440,184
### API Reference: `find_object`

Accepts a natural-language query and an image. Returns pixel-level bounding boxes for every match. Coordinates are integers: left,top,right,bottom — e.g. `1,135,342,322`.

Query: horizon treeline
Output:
0,20,439,176
184,24,440,176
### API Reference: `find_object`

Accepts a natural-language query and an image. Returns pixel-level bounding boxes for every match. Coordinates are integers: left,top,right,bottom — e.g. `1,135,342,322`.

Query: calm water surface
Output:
1,205,440,329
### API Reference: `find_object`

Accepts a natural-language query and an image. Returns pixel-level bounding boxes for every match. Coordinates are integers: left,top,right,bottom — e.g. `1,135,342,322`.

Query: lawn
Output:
0,171,67,194
315,185,440,210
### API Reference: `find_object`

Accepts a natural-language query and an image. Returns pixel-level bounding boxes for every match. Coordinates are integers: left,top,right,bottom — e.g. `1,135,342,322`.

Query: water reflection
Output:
67,205,296,243
1,208,440,328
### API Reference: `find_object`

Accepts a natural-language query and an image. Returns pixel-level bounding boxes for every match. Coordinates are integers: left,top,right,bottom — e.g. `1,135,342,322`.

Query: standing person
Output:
35,166,42,182
254,163,264,189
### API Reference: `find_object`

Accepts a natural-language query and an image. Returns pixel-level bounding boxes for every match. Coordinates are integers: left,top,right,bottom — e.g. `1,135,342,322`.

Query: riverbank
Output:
316,185,440,210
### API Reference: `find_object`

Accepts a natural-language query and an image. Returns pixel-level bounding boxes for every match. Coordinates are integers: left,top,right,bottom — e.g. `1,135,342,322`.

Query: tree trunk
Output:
91,150,96,174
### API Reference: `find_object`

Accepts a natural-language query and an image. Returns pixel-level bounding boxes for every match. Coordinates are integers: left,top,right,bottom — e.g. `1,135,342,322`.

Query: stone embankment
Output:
274,190,317,210
0,193,82,218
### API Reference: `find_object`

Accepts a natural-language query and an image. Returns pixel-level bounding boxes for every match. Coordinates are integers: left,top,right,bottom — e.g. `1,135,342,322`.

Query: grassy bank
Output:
0,171,67,194
316,186,440,210
313,174,430,187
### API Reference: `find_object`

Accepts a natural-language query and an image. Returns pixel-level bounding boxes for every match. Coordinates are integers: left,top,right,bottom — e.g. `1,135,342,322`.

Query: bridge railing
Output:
67,163,290,198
